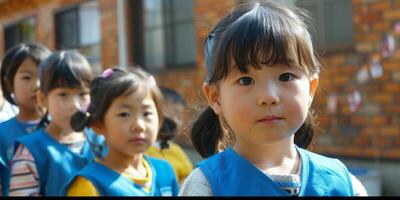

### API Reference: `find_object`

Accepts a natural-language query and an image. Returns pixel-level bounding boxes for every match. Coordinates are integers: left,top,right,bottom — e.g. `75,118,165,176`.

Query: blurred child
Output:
65,67,179,196
0,87,18,123
145,87,193,185
0,43,50,196
8,51,95,196
180,0,366,196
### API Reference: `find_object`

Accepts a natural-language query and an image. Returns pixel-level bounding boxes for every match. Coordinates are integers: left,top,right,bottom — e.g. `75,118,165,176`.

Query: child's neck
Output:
100,149,147,178
16,107,42,122
233,140,299,175
45,123,83,142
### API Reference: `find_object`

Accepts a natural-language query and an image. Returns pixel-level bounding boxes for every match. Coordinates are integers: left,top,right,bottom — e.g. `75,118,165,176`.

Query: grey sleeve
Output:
178,168,213,196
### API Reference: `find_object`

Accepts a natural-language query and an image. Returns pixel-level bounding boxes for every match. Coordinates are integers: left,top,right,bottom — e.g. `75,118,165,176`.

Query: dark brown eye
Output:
238,77,254,86
279,73,295,82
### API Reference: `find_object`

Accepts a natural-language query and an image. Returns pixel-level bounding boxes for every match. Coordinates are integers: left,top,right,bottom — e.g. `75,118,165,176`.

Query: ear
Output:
202,82,222,115
309,77,319,106
36,90,48,108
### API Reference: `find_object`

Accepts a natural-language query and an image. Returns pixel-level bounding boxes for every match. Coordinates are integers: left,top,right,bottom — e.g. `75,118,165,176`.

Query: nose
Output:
257,82,280,106
131,117,145,133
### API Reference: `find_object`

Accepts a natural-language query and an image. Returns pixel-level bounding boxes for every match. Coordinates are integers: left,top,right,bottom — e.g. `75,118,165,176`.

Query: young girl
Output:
0,43,50,196
180,1,366,196
64,67,179,196
8,51,95,196
145,87,193,185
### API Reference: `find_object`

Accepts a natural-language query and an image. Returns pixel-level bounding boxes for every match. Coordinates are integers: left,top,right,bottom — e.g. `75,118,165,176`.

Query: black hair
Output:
70,67,164,135
158,117,177,150
160,87,187,107
193,0,321,158
156,87,187,149
36,50,94,129
0,43,51,105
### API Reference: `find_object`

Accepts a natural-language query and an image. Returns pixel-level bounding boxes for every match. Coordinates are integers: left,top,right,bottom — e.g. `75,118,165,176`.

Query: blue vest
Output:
16,129,94,196
63,156,179,196
198,147,354,196
0,156,5,196
0,117,38,196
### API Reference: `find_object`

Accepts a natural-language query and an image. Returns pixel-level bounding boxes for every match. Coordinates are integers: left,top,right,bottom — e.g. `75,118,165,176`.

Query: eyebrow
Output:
118,104,152,109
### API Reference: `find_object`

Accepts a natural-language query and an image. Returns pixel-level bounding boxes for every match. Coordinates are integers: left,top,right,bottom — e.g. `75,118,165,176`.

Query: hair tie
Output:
102,68,114,78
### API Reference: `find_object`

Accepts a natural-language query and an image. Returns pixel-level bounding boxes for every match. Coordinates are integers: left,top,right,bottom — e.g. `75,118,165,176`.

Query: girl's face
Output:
41,87,90,132
13,58,40,110
205,63,318,150
95,90,160,157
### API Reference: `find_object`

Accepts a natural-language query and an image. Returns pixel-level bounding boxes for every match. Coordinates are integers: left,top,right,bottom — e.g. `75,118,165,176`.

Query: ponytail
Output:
70,110,92,132
191,106,224,158
294,111,316,149
158,117,177,150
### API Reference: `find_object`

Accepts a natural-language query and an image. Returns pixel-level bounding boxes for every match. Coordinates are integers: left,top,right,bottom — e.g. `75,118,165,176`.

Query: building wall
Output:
311,0,400,160
0,0,119,68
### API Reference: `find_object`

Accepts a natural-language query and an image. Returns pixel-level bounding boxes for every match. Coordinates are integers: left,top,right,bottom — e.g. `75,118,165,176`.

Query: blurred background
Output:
0,0,399,196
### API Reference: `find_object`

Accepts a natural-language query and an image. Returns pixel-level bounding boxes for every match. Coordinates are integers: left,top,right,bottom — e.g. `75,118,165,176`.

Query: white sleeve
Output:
178,168,213,196
350,173,368,196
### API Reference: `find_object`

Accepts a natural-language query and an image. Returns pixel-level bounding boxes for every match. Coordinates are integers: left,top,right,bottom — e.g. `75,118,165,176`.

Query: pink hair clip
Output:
102,68,114,78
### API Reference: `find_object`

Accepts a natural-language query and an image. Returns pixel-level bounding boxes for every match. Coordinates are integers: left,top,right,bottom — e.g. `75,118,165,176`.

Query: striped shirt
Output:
8,141,85,196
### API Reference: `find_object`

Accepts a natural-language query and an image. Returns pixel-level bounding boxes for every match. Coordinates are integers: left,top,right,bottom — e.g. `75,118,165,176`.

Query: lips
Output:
257,116,283,123
129,137,146,143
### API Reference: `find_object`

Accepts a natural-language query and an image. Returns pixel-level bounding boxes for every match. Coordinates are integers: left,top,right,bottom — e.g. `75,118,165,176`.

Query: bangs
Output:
40,52,93,93
48,62,92,90
211,4,318,82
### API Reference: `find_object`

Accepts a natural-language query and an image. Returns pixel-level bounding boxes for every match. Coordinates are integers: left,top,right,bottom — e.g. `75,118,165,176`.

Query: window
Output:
55,1,101,73
295,0,354,51
133,0,197,71
4,17,36,51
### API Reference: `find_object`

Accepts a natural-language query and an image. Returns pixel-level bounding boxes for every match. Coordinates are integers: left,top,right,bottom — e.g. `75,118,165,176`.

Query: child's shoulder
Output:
299,148,348,170
145,155,175,171
0,116,17,131
17,128,46,143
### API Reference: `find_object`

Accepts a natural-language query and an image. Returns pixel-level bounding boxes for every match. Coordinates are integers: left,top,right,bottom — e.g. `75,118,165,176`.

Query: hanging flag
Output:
381,34,396,58
395,21,400,33
327,93,338,114
370,59,384,79
347,90,362,113
357,65,370,84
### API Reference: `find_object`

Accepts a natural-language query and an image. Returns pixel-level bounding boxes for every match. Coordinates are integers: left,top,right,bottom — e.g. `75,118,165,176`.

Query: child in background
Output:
0,43,50,196
8,51,95,196
65,67,179,196
180,0,366,196
145,87,193,185
0,87,18,123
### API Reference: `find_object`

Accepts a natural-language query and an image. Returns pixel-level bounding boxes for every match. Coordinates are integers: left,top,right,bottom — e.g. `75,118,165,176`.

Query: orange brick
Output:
371,21,391,32
371,116,388,126
384,106,400,113
369,1,391,12
383,83,400,92
363,12,382,23
383,10,400,20
380,127,400,137
333,76,350,84
372,94,393,104
374,138,392,148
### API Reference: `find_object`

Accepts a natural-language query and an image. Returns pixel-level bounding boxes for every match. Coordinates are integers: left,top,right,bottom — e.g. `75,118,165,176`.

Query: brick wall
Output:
311,0,400,159
0,0,118,69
